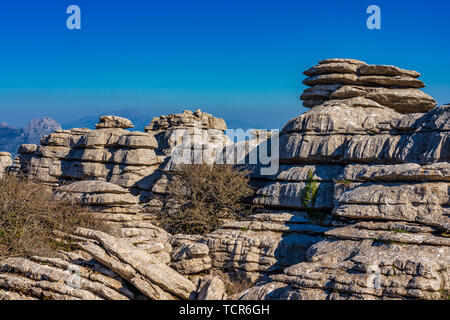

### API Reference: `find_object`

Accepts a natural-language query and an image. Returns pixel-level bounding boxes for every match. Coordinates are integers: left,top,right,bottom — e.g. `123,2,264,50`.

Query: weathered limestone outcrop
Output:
0,228,218,300
197,276,228,300
169,239,212,275
233,60,449,300
1,59,448,300
14,110,230,204
301,58,436,113
145,109,229,157
237,240,450,300
280,103,449,165
0,253,140,300
202,212,331,281
0,152,12,179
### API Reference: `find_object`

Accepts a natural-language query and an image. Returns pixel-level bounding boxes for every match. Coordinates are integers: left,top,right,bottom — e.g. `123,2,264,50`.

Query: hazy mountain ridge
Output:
62,109,266,132
0,109,266,155
0,117,61,154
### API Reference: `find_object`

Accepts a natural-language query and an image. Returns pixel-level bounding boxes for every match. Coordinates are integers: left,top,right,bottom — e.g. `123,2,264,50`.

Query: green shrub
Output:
301,169,319,209
157,164,254,235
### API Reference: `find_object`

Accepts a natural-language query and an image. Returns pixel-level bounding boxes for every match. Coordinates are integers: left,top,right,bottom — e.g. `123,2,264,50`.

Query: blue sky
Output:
0,0,449,129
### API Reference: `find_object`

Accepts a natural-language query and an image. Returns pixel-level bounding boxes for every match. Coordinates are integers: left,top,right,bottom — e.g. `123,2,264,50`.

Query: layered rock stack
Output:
143,109,231,207
235,59,450,299
17,115,161,191
144,109,229,157
14,111,230,206
301,58,436,113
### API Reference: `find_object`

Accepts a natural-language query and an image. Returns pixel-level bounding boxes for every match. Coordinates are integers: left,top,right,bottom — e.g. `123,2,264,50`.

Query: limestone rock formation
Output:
197,276,228,300
0,152,12,179
0,228,215,300
13,110,230,206
169,240,212,275
1,59,448,301
301,59,436,113
95,116,135,129
0,254,138,300
233,60,449,300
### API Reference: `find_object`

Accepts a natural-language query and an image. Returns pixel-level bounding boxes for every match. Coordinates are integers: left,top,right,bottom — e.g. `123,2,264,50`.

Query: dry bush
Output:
0,174,109,259
157,164,254,235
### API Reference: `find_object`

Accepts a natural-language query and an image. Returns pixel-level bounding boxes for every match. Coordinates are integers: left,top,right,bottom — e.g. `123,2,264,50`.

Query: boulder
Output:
197,277,228,300
301,59,435,113
95,116,134,129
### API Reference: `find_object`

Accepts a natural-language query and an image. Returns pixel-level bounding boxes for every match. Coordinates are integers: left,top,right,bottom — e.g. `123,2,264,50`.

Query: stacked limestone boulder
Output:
301,58,436,113
145,109,229,157
143,109,231,207
12,111,229,211
17,116,161,191
236,59,450,300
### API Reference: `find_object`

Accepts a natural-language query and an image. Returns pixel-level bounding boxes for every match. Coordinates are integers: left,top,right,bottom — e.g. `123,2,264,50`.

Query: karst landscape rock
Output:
0,59,449,301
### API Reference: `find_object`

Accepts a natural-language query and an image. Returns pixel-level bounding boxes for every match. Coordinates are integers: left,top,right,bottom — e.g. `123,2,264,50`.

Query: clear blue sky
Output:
0,0,449,129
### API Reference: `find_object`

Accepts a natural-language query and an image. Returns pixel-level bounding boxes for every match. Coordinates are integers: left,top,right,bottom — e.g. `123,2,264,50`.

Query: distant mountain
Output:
0,117,61,155
62,109,266,132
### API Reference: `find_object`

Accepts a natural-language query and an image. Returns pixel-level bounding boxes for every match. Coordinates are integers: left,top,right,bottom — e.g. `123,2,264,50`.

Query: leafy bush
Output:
157,164,254,235
0,174,109,259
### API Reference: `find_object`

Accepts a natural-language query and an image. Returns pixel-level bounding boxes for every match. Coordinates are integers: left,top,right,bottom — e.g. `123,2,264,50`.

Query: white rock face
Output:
0,152,12,179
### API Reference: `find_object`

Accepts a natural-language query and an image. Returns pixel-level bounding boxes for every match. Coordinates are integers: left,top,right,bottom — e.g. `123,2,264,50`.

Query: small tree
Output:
157,164,254,235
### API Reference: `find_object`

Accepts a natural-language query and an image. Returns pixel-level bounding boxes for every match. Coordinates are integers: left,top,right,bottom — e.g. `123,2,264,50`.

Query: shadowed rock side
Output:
0,59,449,300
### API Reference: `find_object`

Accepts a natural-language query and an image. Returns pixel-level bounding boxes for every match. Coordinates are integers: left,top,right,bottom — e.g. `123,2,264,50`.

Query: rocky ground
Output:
0,59,448,300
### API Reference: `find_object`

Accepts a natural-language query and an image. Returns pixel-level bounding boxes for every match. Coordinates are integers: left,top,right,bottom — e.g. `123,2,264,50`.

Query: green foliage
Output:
301,170,327,221
301,170,319,209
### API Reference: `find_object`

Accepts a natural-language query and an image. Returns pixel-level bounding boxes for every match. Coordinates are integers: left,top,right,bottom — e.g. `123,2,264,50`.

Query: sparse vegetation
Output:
0,174,109,259
156,164,255,235
393,229,412,234
301,170,319,209
301,170,327,221
210,270,254,296
335,179,352,186
440,289,450,300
